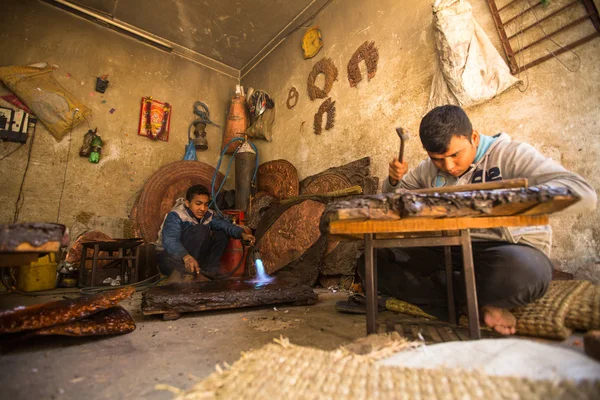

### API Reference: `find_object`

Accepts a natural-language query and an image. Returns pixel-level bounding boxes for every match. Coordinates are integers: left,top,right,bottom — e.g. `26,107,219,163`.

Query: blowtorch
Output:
192,238,272,284
242,239,274,284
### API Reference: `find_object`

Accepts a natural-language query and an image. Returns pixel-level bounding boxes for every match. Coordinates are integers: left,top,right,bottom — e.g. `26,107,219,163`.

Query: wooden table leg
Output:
460,229,480,339
364,233,377,335
118,247,125,283
444,244,456,325
78,244,87,287
133,245,140,283
90,244,100,287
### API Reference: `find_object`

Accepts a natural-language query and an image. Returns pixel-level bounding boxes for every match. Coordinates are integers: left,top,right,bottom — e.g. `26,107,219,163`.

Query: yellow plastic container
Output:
17,253,57,292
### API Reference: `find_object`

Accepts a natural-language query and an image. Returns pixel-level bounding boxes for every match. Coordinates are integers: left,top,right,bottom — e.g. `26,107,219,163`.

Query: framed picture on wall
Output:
138,97,171,142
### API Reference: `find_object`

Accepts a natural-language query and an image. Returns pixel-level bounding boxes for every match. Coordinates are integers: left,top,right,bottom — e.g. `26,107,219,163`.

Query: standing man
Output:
377,105,596,335
156,184,255,278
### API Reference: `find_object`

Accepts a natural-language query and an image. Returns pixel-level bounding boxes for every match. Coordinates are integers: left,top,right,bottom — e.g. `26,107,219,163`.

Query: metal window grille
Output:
486,0,600,74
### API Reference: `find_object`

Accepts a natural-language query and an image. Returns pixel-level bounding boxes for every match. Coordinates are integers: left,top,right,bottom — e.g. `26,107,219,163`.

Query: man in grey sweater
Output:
378,105,596,335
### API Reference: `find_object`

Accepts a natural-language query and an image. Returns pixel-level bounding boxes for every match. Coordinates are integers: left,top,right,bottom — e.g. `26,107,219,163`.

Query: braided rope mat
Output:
512,280,589,340
386,298,438,320
566,281,600,331
171,337,600,399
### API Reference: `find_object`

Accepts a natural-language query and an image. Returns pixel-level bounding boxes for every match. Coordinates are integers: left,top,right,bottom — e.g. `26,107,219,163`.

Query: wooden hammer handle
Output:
396,127,406,163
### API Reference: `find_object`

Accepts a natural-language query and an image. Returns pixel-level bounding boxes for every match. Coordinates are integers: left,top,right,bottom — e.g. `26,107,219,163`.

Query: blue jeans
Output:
157,224,229,276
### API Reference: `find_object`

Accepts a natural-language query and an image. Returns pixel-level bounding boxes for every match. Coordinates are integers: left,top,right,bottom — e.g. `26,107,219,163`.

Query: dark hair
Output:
186,184,210,201
419,105,473,153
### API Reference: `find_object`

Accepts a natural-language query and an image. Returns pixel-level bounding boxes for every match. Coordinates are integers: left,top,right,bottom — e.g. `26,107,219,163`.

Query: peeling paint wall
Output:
241,0,600,279
0,0,238,239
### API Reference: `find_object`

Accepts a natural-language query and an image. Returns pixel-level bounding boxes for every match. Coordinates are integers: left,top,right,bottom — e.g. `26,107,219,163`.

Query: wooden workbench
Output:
323,181,579,339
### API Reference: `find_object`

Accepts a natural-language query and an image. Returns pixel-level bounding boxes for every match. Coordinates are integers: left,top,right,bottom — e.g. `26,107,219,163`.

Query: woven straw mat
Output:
565,281,600,331
512,280,588,340
173,338,600,400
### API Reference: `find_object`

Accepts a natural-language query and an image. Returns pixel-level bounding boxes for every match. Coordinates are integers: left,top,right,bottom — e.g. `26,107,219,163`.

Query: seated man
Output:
155,184,255,277
375,105,596,335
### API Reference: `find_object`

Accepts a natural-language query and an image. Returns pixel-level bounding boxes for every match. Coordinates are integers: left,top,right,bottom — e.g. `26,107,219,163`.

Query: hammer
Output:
396,127,409,163
390,127,410,186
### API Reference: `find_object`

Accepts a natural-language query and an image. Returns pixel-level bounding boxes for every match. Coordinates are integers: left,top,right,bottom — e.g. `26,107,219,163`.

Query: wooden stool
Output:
329,214,550,339
78,238,143,288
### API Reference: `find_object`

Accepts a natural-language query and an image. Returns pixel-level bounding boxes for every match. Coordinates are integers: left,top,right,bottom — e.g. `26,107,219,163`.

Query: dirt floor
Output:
0,288,589,399
0,289,367,400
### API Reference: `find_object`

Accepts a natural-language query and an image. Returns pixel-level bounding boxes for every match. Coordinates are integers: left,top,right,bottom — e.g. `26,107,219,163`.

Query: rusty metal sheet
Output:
141,279,317,317
257,160,299,200
35,306,135,336
258,200,324,275
0,287,135,334
0,223,68,253
134,161,224,242
247,192,279,230
321,186,579,224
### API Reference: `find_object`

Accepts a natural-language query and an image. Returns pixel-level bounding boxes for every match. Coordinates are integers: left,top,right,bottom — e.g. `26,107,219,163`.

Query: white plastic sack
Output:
427,0,521,110
379,338,600,382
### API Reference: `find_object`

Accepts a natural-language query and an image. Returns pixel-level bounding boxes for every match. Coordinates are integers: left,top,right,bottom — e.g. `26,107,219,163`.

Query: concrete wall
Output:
0,0,238,239
241,0,600,279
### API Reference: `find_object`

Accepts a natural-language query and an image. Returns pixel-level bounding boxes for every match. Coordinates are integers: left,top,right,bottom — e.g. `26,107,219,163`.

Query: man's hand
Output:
241,232,256,246
388,157,408,186
182,255,200,274
240,225,253,235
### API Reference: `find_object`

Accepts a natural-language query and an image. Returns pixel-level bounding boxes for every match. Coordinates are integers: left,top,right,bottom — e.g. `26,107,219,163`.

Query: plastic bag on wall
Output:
427,0,521,111
183,139,198,161
246,106,275,142
0,65,92,141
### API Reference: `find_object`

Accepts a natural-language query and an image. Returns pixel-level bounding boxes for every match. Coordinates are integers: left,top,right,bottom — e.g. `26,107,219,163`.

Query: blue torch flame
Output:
251,258,274,286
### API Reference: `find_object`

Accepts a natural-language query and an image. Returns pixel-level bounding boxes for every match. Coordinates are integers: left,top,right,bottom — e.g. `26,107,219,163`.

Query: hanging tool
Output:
188,101,220,151
95,75,109,93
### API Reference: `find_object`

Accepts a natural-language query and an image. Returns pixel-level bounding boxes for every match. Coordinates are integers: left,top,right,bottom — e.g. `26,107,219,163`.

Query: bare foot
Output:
481,306,517,335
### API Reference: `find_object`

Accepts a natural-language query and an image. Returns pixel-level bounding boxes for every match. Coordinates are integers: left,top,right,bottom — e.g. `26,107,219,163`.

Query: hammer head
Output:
395,127,410,141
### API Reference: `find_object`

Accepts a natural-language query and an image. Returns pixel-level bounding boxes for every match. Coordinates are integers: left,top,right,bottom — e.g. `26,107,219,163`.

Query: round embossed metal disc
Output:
301,173,352,195
301,173,353,255
257,159,299,200
135,161,224,242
